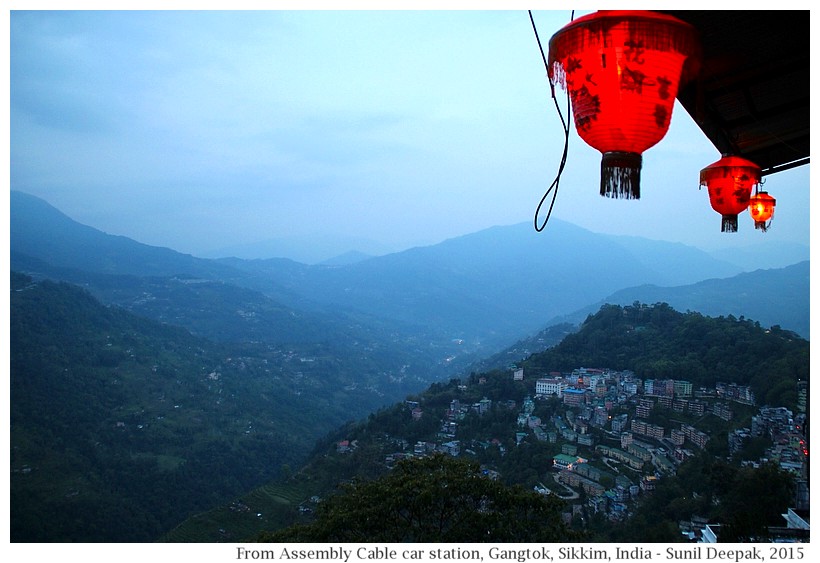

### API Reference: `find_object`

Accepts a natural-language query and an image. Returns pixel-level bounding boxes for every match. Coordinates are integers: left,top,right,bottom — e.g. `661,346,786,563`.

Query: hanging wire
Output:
529,10,573,232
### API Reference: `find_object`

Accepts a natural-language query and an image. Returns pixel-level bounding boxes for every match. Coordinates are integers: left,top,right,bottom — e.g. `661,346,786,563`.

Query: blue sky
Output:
9,6,812,260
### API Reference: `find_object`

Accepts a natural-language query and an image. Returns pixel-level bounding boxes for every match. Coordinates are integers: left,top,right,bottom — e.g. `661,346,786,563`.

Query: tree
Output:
258,454,581,542
717,461,795,541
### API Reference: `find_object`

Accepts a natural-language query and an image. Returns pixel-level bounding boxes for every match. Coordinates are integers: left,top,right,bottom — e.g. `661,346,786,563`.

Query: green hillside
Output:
11,265,809,542
169,302,808,542
10,272,408,542
522,302,808,408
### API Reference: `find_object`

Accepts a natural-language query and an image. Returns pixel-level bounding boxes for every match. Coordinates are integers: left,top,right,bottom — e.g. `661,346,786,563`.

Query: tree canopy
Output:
524,303,808,411
259,454,581,543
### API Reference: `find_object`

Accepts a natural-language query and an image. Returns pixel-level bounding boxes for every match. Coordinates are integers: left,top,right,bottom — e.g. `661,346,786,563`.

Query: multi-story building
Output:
712,402,733,421
688,400,707,416
680,424,709,449
563,388,587,407
536,377,566,398
672,398,688,412
645,379,675,397
674,380,693,397
595,445,645,470
621,381,639,397
439,440,460,457
630,419,665,440
522,396,535,416
752,406,794,438
717,382,756,405
645,423,665,440
611,413,629,433
635,402,652,418
670,428,686,446
473,397,492,415
561,427,578,442
656,395,672,409
592,406,609,427
640,475,659,492
578,433,595,446
447,399,462,421
627,442,652,462
559,469,606,496
553,454,586,471
728,428,751,455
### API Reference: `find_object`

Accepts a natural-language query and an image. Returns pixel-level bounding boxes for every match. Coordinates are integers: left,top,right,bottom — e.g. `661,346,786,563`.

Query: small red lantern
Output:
548,11,700,199
749,191,776,231
699,155,760,232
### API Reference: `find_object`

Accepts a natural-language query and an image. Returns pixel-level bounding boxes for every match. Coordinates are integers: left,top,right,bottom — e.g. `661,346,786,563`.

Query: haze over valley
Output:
10,190,810,542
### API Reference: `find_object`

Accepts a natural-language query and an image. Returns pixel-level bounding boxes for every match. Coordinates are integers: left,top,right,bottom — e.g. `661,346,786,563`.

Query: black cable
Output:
529,10,573,232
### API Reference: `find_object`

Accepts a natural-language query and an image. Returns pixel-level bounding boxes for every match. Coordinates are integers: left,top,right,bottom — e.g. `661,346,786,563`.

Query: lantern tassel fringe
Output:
721,215,739,233
601,151,642,199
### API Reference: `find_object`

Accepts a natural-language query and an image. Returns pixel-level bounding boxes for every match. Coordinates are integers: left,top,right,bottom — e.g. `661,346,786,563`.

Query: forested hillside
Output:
10,272,417,541
522,302,807,409
167,303,809,542
577,261,811,339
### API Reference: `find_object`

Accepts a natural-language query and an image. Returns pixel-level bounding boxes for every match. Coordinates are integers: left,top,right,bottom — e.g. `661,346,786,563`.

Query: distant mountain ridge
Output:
11,190,808,353
705,240,811,272
214,221,747,349
544,261,810,340
10,191,237,279
468,258,810,373
201,233,398,264
608,234,809,275
607,261,810,338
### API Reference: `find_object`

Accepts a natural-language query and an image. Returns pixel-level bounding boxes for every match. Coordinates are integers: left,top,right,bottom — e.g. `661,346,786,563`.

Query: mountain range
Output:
11,190,809,350
9,190,810,542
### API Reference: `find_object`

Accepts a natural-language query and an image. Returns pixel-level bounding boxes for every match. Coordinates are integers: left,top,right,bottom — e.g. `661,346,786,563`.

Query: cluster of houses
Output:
529,367,808,537
332,365,808,540
729,406,809,474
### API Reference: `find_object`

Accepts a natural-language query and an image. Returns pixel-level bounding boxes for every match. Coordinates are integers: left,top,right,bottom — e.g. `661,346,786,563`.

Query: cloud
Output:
9,10,810,257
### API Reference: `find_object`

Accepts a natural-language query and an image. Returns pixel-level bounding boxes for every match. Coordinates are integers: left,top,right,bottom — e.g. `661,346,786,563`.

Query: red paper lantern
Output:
548,11,700,199
699,155,760,232
749,191,776,231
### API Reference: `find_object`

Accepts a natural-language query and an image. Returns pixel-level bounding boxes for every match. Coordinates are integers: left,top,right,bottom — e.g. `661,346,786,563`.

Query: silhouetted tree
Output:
258,454,581,542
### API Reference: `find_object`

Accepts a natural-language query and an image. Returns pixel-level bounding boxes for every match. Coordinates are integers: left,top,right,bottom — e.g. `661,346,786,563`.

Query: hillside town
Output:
338,366,809,542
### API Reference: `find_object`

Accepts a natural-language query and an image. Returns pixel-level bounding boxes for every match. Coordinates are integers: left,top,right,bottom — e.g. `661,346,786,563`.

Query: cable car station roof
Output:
660,10,810,176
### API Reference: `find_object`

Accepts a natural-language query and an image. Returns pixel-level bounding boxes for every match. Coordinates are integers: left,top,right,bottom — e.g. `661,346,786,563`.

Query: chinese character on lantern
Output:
548,11,701,199
699,155,761,232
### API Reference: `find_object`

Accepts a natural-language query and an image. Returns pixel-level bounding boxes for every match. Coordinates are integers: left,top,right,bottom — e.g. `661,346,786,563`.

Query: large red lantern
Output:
749,191,776,231
699,155,760,232
548,11,700,199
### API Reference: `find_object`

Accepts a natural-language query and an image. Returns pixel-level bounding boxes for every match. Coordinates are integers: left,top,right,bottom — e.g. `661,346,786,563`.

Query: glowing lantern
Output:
749,191,776,231
548,11,700,199
699,155,760,232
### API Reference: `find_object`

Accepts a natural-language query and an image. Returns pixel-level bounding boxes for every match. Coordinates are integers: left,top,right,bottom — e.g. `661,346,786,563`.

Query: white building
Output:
536,377,567,398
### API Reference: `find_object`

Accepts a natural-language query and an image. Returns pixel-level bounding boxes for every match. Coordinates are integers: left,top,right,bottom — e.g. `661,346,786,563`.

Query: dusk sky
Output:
9,5,812,262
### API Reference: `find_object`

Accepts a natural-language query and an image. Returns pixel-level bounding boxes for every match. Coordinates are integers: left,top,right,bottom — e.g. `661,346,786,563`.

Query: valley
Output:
9,191,810,542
